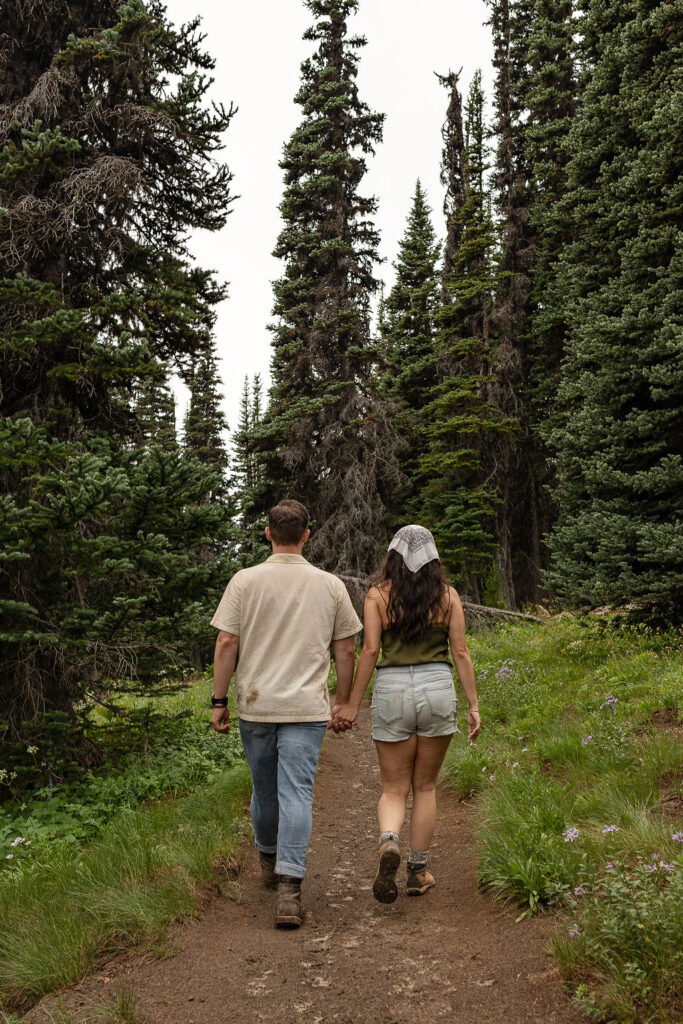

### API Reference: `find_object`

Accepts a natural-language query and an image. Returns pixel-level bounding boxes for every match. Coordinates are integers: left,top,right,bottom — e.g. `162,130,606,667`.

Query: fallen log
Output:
460,601,547,626
335,573,547,625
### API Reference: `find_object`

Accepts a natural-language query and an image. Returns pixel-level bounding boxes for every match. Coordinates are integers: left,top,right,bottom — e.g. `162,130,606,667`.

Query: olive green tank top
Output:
377,624,451,668
376,587,451,668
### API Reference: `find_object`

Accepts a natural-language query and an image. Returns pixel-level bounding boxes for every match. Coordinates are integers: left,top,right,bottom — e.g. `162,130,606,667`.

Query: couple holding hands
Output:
210,499,481,928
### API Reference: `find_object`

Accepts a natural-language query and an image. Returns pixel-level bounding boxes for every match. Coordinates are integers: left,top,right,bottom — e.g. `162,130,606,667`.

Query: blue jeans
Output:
238,719,327,880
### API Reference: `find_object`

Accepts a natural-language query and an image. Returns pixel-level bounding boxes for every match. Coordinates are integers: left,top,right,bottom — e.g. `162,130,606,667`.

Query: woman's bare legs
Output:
375,735,417,836
409,734,453,851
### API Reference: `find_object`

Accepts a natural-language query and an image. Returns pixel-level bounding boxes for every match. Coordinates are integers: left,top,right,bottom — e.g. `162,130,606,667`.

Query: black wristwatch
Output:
211,695,228,708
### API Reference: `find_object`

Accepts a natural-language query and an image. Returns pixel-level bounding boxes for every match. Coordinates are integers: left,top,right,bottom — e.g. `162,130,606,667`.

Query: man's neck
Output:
270,544,306,557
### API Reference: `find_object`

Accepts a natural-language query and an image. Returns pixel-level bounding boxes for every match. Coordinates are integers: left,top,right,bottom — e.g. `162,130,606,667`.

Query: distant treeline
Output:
0,0,680,738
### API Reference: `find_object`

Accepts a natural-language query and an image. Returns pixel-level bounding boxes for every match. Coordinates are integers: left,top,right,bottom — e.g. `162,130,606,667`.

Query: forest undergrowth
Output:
1,619,681,1022
443,617,683,1023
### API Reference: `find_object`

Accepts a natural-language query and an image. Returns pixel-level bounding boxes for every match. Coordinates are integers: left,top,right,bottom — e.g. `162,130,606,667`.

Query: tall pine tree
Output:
380,181,440,510
257,0,400,581
183,342,229,486
544,0,683,616
418,72,514,598
0,0,236,733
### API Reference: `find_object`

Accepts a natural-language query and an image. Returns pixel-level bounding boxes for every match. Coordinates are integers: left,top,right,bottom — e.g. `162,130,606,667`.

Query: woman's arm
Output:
330,589,383,727
448,588,481,741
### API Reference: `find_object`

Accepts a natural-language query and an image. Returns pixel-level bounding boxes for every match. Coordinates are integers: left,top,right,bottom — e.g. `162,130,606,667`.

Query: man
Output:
210,499,361,928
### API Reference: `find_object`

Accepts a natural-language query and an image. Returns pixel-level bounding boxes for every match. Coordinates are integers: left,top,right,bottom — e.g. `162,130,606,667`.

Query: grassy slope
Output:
443,617,682,1023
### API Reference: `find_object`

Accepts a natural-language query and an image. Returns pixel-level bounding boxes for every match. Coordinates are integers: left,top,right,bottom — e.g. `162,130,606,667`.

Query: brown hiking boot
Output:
275,878,304,928
372,839,401,904
258,851,278,890
406,864,435,896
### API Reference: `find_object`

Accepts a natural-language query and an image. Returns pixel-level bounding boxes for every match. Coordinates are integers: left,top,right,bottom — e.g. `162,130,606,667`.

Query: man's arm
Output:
211,630,239,734
330,635,356,727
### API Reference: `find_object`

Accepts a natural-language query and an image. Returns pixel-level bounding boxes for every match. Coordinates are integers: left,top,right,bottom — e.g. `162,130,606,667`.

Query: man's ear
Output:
265,525,272,542
302,528,311,544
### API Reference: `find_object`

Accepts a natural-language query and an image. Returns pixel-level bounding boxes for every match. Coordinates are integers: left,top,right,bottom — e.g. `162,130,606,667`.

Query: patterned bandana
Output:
388,525,440,573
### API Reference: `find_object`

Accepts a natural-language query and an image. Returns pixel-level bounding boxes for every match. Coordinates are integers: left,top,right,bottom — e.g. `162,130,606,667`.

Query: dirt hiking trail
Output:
28,705,583,1024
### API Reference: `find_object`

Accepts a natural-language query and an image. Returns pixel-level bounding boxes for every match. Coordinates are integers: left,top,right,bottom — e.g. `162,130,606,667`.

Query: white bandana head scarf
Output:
388,525,440,573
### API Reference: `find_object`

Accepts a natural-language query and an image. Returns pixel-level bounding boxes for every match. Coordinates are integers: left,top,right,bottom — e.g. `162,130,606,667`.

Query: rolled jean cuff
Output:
276,859,305,880
256,842,277,855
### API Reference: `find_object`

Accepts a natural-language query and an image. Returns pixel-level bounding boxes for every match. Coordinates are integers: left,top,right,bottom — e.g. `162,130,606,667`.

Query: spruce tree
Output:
183,343,229,484
258,0,400,580
545,0,683,616
135,366,178,448
436,72,467,293
233,375,269,566
380,181,440,508
418,73,514,597
0,0,233,437
0,0,236,733
486,0,545,606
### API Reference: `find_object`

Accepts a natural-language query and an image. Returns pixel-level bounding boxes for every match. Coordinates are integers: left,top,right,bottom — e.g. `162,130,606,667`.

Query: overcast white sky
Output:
162,0,494,431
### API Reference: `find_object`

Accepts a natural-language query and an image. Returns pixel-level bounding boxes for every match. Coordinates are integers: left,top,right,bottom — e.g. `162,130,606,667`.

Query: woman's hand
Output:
467,707,481,742
329,701,359,732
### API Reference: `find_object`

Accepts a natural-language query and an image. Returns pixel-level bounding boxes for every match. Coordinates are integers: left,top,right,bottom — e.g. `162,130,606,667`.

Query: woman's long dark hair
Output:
371,550,450,644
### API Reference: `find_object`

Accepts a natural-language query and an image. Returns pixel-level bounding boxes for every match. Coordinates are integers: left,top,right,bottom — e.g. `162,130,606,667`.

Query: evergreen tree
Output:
0,0,236,732
135,366,178,448
544,0,683,616
418,73,514,597
380,181,440,508
486,0,543,606
183,343,229,484
233,375,269,566
435,71,467,295
257,0,401,581
0,0,233,437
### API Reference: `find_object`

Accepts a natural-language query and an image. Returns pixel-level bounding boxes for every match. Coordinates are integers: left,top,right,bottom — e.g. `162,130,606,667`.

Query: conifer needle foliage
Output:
0,0,236,736
253,0,401,583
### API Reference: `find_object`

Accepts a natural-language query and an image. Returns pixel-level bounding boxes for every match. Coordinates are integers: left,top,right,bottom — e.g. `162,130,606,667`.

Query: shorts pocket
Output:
424,683,456,720
373,689,404,725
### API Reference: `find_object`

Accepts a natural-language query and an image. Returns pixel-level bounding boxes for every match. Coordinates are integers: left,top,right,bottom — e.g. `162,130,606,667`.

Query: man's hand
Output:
212,706,231,734
328,701,359,732
467,708,481,742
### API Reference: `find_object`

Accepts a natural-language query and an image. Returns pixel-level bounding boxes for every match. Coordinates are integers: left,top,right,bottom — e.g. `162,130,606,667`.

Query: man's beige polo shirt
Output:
210,554,362,723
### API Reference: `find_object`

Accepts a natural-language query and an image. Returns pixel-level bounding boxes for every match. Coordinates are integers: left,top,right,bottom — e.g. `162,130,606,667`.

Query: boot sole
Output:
275,914,303,928
373,844,401,904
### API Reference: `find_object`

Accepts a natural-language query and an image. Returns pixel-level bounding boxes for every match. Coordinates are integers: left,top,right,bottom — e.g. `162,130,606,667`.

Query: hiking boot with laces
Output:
372,839,401,904
258,851,278,890
275,877,304,928
406,862,435,896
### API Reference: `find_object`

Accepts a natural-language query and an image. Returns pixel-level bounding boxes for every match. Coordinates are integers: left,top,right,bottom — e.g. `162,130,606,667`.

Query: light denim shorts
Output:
371,663,458,742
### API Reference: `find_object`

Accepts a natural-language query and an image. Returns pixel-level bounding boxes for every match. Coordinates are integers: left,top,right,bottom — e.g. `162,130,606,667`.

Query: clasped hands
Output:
328,701,359,733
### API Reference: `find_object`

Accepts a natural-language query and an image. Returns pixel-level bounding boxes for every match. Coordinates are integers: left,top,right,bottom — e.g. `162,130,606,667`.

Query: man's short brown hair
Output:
268,499,310,545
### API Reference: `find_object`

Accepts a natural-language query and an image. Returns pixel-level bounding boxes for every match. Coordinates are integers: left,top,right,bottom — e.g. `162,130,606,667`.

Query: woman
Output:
332,525,481,904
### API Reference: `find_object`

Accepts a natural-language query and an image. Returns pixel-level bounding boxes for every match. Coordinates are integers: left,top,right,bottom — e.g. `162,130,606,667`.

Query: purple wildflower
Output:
606,861,615,869
581,736,593,746
658,861,674,874
600,695,619,710
672,832,683,843
573,885,585,897
568,924,580,939
602,825,620,834
643,864,657,874
563,827,580,843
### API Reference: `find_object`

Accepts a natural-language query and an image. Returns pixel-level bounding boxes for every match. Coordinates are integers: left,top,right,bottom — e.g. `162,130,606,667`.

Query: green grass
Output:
0,763,250,1013
442,616,683,1023
0,678,243,870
